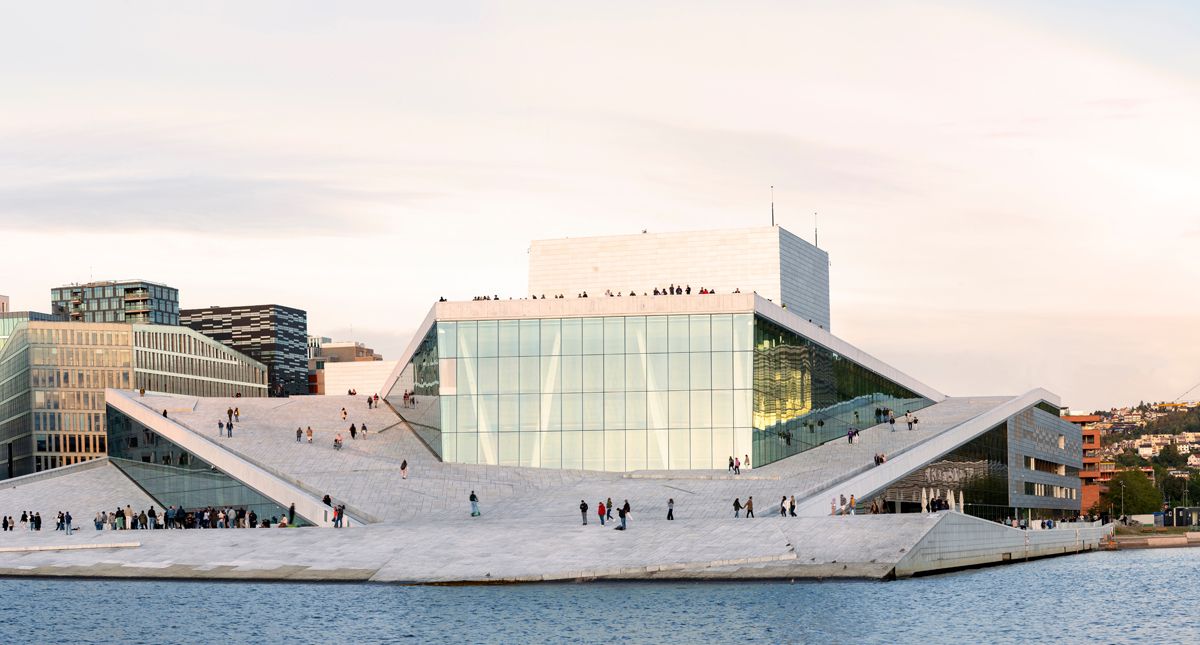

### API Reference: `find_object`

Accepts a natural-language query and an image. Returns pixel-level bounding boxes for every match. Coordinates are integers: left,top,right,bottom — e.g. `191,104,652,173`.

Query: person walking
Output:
622,500,631,527
288,503,296,526
905,411,913,431
847,428,854,444
401,460,409,480
728,456,735,473
789,496,797,517
888,411,896,432
306,426,313,443
234,407,240,422
227,422,233,438
349,424,357,440
361,423,368,439
606,497,614,520
745,496,755,518
341,407,348,421
296,427,302,442
579,500,589,525
469,491,480,517
734,457,741,475
226,407,233,424
64,511,72,535
597,501,606,526
667,498,675,521
733,498,742,518
780,496,788,516
218,420,225,437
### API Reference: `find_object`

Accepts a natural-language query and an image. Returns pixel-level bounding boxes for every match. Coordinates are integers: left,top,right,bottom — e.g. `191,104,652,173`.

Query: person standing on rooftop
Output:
598,500,606,526
227,407,233,424
905,411,913,431
234,407,240,422
728,456,735,473
667,498,675,521
889,411,896,432
780,497,788,516
622,500,631,526
470,491,480,517
745,497,755,518
218,420,225,437
579,500,588,525
296,427,302,442
306,426,313,443
733,498,742,518
401,460,408,479
789,496,797,517
606,497,614,520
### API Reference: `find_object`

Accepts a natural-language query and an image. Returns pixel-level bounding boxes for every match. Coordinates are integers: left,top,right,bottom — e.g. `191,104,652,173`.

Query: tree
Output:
1153,444,1188,469
1099,469,1162,515
1115,449,1149,468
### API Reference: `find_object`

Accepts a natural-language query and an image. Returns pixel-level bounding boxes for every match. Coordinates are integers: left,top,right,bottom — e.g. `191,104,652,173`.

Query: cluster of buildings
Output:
0,280,382,479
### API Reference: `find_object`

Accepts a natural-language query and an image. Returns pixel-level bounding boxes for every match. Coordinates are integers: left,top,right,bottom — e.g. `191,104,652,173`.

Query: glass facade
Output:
0,321,268,480
880,422,1012,521
50,281,180,325
181,305,309,397
751,317,932,466
387,312,933,472
107,406,305,524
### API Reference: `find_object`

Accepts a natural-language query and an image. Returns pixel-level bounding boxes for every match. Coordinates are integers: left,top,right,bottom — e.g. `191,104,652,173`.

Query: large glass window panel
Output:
479,357,500,394
498,320,519,357
604,354,624,391
440,398,457,433
540,319,561,356
668,316,690,353
712,390,734,428
668,391,690,428
437,322,457,358
690,352,711,390
494,357,518,390
647,429,669,470
540,431,561,469
439,359,457,395
733,351,753,390
478,430,498,465
519,357,539,394
668,353,690,390
733,389,753,427
582,432,603,470
734,427,753,467
519,431,541,468
540,392,561,430
604,431,625,471
581,318,604,355
626,391,647,429
456,433,477,464
689,315,712,353
625,353,647,391
711,314,733,352
498,432,519,467
540,354,561,394
561,431,583,470
441,429,457,461
582,355,603,392
624,317,646,354
626,429,647,470
477,321,498,358
603,318,624,354
520,319,540,356
561,355,582,393
733,314,754,351
478,395,498,432
690,428,712,469
456,358,476,396
691,390,712,428
562,393,583,431
711,352,732,390
647,317,668,353
647,391,669,430
712,427,734,467
498,395,519,431
647,354,668,391
604,392,625,430
582,393,604,430
668,429,690,469
456,322,477,360
519,394,539,431
561,319,582,355
457,395,477,430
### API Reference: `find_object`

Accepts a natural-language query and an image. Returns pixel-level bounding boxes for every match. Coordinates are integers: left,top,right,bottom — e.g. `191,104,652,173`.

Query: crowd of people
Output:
726,455,751,474
0,504,302,533
578,498,636,529
462,286,746,301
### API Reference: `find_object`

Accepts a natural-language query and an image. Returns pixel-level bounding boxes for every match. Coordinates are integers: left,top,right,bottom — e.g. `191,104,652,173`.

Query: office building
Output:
181,304,308,397
51,280,180,325
307,338,384,394
0,320,267,478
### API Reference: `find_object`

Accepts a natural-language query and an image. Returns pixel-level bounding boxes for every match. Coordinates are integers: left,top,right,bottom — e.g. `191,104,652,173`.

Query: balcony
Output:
123,290,151,302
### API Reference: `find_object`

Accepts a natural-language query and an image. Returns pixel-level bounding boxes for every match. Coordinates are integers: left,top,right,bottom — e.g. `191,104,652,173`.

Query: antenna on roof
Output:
814,211,819,248
770,186,775,227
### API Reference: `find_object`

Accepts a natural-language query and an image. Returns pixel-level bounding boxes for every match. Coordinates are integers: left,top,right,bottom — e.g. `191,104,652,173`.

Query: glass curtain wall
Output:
751,317,933,466
392,314,756,472
107,406,305,524
879,422,1011,521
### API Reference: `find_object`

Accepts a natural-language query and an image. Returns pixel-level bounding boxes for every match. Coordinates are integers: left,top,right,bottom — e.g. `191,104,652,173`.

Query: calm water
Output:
1,548,1191,644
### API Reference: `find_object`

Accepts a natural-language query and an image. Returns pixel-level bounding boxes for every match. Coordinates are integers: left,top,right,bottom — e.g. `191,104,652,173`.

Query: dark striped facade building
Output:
181,304,308,397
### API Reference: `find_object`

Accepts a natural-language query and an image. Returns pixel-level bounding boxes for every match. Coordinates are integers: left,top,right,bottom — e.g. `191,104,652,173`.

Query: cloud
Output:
0,175,430,235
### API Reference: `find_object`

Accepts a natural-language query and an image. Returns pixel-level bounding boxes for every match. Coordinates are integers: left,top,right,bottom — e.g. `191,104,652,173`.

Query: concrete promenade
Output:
0,512,1112,583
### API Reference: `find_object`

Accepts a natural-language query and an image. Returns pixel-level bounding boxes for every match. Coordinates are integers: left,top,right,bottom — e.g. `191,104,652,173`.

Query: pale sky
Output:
2,1,1198,411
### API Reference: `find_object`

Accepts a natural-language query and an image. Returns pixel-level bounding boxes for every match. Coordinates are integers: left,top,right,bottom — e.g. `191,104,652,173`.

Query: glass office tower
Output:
388,312,931,472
